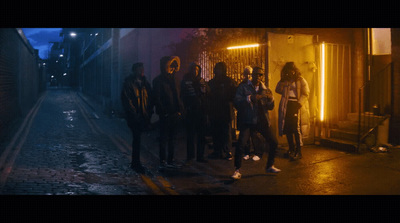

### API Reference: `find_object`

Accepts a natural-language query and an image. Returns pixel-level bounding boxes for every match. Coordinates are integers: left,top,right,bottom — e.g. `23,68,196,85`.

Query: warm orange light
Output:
227,43,259,50
320,43,326,121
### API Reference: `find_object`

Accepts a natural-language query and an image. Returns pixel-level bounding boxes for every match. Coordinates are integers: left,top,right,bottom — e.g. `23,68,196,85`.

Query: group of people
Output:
121,56,310,181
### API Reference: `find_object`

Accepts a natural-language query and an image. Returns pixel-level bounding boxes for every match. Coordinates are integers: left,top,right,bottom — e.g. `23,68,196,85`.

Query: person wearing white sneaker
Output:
266,165,281,173
252,155,260,161
232,66,281,180
231,169,241,180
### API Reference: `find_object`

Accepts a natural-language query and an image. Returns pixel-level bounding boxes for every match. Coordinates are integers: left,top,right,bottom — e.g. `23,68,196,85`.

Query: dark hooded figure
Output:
180,62,210,165
208,62,237,160
121,62,153,174
152,56,184,169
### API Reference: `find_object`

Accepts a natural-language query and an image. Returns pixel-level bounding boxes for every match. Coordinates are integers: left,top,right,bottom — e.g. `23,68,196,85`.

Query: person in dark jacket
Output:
121,62,153,174
152,56,184,169
237,66,258,161
231,66,281,180
180,62,210,165
208,62,237,161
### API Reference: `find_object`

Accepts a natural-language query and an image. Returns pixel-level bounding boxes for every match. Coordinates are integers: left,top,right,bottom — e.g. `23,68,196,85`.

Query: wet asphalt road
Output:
1,88,400,195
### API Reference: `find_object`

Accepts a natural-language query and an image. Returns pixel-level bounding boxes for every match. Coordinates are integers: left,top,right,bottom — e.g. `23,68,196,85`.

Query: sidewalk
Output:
78,90,400,195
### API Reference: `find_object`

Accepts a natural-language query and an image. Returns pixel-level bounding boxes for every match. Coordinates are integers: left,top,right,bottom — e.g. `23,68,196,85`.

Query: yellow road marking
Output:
0,93,47,169
156,176,179,195
140,175,165,195
74,92,180,195
0,93,46,191
73,94,99,135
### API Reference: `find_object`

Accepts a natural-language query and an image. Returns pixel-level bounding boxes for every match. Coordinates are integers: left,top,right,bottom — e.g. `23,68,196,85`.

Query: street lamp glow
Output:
63,73,67,76
70,32,77,37
320,42,326,121
95,33,98,36
59,54,63,57
51,75,54,78
227,43,260,50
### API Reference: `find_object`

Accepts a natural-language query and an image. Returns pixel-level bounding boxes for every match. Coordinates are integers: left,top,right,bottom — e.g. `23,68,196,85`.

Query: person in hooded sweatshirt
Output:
208,62,237,161
121,62,153,174
152,56,184,169
180,62,210,165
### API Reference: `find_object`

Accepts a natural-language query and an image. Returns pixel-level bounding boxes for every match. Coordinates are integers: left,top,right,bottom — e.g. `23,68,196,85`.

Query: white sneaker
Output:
231,170,241,180
266,165,281,173
243,155,250,160
252,155,260,161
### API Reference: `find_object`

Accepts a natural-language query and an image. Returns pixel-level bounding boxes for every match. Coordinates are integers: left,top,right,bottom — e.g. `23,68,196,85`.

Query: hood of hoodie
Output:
160,56,180,74
185,62,202,81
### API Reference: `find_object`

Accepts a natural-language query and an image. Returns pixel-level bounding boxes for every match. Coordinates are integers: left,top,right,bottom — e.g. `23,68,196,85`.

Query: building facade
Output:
65,28,398,147
0,28,44,141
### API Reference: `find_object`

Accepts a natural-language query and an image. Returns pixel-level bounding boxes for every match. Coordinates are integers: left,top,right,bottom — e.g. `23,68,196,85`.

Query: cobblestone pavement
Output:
0,89,150,195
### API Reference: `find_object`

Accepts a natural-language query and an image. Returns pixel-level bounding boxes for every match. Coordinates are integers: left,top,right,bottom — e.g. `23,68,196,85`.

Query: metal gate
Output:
198,43,266,132
198,45,266,83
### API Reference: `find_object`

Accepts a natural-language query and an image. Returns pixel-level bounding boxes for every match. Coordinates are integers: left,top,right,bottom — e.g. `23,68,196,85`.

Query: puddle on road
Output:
63,110,77,127
63,110,76,114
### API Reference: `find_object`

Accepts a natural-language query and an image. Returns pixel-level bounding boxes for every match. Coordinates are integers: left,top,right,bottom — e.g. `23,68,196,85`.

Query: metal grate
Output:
198,44,266,131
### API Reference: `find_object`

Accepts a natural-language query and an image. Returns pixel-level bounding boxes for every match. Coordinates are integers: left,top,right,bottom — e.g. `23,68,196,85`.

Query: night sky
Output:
21,28,63,59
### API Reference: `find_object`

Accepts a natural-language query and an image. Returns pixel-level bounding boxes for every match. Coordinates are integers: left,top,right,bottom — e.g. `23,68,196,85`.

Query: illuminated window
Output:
372,28,391,55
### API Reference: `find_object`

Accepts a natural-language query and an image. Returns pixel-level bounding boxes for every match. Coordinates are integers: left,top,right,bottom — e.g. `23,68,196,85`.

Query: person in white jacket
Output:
275,62,310,161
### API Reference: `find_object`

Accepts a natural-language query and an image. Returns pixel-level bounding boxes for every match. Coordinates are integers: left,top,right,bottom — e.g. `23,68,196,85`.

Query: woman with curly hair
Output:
275,62,310,161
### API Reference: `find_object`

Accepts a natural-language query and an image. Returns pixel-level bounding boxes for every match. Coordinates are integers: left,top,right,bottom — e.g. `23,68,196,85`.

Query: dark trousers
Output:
129,125,142,167
243,131,263,157
159,116,178,164
211,119,232,157
284,101,302,152
185,109,206,160
234,122,278,170
244,138,253,155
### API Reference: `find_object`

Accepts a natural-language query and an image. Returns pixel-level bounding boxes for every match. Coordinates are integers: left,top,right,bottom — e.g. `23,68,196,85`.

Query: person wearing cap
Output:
121,62,154,174
275,62,310,161
152,56,184,169
180,62,210,165
208,62,237,161
232,66,281,180
236,66,260,161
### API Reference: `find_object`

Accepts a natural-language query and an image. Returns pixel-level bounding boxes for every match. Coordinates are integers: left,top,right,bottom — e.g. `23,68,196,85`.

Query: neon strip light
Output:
320,43,326,121
227,43,259,50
